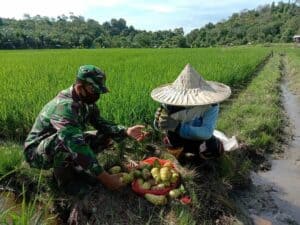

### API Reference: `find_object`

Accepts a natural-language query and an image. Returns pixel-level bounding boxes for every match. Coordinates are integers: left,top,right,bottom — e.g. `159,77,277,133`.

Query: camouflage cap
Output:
76,65,108,94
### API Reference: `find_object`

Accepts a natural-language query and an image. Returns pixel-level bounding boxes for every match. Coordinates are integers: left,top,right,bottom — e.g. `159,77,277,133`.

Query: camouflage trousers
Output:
24,131,112,194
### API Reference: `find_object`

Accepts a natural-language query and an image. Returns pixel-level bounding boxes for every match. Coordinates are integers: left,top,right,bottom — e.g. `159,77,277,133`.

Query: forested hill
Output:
186,2,300,47
0,2,299,49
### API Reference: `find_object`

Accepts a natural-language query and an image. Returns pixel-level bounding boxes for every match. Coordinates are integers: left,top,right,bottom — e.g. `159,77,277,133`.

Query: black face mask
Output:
79,86,100,104
162,104,186,114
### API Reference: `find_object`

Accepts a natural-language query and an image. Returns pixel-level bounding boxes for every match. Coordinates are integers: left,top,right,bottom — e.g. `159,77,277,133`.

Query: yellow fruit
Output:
160,167,171,181
151,167,160,178
170,172,179,183
154,174,161,183
108,165,122,174
145,194,168,205
170,169,177,174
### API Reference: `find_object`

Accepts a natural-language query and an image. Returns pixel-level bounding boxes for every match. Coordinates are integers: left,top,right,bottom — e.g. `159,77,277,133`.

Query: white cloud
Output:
141,4,175,13
129,2,176,13
0,0,127,19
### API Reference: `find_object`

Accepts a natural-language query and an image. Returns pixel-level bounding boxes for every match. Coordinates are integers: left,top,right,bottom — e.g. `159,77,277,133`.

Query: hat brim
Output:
151,81,231,106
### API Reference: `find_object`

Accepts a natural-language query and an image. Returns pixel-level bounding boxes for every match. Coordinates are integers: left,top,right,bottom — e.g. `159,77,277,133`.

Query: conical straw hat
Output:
151,64,231,106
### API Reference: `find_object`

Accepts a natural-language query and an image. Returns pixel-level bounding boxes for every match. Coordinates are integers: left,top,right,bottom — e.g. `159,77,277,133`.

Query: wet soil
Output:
233,79,300,225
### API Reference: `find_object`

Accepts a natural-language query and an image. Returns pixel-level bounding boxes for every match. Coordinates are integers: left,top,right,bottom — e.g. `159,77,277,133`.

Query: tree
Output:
133,32,152,47
0,2,299,49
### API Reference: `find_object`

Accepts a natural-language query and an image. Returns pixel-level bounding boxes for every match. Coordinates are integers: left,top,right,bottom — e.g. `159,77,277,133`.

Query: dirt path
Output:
234,59,300,225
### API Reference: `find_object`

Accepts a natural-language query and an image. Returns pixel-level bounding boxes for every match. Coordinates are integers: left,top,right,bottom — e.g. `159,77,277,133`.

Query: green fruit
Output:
133,169,142,178
145,194,168,205
137,178,144,186
179,184,186,194
108,165,122,174
141,181,151,190
163,181,170,187
148,178,156,186
142,168,151,180
129,170,135,177
169,189,182,199
121,172,134,184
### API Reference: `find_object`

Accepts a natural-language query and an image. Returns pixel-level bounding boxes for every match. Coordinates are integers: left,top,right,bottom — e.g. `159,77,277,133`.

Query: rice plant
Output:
0,47,270,140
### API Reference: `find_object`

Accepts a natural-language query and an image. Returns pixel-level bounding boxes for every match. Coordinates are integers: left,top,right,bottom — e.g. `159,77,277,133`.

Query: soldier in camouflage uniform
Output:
24,65,147,194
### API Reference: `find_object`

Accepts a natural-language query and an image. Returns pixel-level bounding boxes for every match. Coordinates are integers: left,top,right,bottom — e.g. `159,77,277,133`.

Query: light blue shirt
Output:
179,104,219,140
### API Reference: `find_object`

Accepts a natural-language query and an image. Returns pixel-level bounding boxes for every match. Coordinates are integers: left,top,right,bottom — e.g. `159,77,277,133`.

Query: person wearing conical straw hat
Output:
151,63,233,163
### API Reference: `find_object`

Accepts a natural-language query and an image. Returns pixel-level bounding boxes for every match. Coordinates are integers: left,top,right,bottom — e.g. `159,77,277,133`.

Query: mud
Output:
233,78,300,225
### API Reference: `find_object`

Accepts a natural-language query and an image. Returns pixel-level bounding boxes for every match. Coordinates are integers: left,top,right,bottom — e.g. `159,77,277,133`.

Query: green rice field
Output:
1,46,295,225
0,47,270,140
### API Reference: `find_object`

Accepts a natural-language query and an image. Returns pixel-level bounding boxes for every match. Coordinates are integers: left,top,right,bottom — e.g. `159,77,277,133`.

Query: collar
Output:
71,85,81,103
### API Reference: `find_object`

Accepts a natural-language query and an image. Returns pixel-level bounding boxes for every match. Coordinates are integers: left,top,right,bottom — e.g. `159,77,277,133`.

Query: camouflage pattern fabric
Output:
24,86,127,176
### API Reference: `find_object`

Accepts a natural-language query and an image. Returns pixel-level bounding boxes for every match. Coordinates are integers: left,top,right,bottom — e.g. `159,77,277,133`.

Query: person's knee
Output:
53,165,76,187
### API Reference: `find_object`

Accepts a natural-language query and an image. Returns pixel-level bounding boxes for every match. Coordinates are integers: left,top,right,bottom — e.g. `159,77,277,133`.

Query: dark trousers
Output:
167,131,224,164
24,131,111,196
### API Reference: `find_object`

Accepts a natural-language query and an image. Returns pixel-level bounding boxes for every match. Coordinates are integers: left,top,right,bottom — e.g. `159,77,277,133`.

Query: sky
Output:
0,0,291,33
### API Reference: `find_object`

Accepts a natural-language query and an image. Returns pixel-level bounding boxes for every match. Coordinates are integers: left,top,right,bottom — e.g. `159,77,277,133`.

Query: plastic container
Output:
131,157,179,196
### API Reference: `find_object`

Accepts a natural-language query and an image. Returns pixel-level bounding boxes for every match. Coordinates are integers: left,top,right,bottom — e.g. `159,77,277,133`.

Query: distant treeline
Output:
0,2,299,49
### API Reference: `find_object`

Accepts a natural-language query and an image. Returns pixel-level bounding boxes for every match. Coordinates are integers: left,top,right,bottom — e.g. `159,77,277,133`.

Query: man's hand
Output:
158,115,180,132
97,171,125,191
126,125,149,141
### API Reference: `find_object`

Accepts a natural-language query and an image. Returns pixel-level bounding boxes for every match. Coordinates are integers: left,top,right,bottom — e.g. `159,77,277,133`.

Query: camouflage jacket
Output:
24,86,127,175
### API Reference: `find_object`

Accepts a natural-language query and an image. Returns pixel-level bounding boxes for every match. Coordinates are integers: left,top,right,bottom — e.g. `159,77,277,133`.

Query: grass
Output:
282,48,300,94
218,52,283,152
0,167,57,225
0,143,23,177
216,52,284,190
